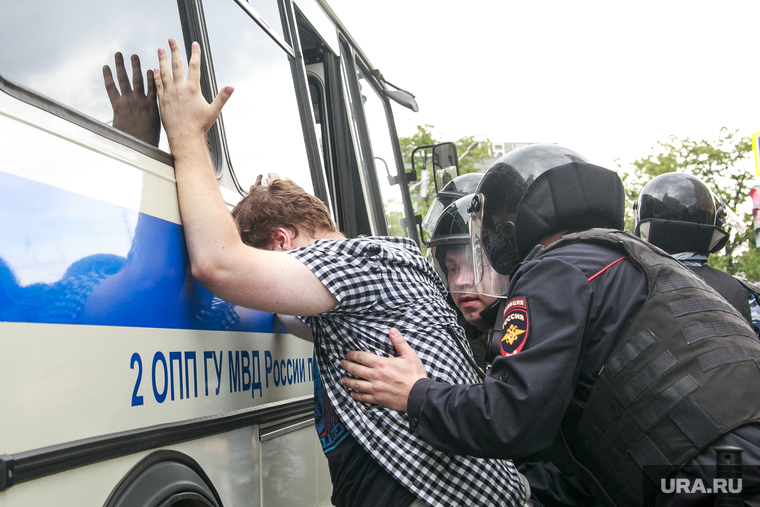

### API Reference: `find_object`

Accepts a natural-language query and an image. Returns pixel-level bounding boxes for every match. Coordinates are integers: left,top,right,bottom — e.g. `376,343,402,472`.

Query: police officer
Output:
426,194,509,371
635,172,760,333
341,144,760,507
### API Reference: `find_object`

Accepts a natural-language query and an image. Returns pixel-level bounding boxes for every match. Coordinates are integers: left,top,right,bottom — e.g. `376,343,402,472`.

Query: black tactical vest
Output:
542,230,760,507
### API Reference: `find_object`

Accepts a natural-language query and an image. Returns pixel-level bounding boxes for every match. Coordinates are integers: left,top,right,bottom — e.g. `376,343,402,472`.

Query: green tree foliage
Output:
624,128,757,278
398,124,491,236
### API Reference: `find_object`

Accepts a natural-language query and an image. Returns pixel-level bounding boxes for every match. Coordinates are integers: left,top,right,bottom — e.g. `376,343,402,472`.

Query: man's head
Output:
634,172,729,255
231,179,337,250
427,195,507,328
443,245,498,331
469,144,625,277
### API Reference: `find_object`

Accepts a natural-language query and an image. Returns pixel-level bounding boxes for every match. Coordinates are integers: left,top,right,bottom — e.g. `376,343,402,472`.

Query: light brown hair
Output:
231,179,337,249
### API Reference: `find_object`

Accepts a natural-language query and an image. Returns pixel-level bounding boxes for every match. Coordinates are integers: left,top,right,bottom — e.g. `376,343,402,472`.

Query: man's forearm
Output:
152,38,243,296
172,135,248,294
407,377,562,459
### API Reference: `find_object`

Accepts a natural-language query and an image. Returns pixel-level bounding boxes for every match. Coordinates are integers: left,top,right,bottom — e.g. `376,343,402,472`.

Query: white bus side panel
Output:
0,426,331,507
0,323,314,455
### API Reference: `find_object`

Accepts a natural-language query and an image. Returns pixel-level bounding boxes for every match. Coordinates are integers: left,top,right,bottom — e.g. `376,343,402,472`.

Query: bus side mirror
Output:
382,89,419,112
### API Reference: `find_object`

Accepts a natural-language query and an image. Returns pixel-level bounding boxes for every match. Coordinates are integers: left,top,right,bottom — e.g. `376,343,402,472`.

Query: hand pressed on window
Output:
103,52,160,147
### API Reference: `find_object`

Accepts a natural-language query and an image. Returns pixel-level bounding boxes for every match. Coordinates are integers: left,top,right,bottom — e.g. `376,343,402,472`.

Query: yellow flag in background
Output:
754,132,760,177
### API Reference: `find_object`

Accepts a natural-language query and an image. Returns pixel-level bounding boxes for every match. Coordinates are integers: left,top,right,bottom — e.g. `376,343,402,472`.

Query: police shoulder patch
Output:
500,297,529,356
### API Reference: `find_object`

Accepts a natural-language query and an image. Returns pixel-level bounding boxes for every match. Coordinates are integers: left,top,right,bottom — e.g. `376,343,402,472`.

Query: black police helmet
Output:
421,173,484,235
634,172,728,254
441,173,484,197
427,195,472,280
470,144,625,275
428,195,471,247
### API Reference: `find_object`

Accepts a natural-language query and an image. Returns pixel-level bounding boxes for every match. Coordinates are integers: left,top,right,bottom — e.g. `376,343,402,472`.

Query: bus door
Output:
338,34,420,243
293,0,420,243
291,1,370,238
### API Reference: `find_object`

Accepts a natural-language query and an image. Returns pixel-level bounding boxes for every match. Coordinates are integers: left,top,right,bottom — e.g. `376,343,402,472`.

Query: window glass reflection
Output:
0,0,183,151
203,0,314,195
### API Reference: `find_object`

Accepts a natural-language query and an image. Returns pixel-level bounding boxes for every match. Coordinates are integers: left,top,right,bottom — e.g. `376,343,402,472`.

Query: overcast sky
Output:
327,0,760,175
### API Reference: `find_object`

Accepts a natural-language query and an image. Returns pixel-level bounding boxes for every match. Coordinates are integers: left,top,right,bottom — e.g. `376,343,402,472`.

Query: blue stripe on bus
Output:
0,171,278,333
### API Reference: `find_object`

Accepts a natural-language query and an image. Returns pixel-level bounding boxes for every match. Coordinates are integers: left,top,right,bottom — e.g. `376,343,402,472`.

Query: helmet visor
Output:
429,243,509,297
421,197,448,236
469,194,510,297
716,197,747,235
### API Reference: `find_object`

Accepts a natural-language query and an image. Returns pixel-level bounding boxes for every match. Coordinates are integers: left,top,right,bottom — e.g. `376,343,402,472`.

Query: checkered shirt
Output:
287,236,524,507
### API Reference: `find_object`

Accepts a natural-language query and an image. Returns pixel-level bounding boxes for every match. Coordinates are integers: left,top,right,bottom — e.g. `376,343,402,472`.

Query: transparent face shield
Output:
421,198,448,236
468,194,511,297
716,197,747,235
428,243,509,298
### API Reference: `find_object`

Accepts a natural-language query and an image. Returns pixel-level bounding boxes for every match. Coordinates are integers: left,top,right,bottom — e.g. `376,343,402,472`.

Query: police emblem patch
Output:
501,297,529,356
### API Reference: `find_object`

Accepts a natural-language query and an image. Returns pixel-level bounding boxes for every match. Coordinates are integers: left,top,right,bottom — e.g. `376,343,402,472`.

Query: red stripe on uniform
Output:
588,256,627,282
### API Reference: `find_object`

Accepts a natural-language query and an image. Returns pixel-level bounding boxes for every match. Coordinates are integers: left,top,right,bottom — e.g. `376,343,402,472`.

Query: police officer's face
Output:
445,247,497,331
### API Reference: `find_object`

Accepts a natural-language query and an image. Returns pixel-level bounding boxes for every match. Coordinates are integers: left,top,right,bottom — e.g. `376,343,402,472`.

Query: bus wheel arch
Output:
104,450,223,507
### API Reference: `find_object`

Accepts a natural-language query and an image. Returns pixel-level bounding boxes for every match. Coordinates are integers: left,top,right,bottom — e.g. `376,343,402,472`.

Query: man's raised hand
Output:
153,39,233,155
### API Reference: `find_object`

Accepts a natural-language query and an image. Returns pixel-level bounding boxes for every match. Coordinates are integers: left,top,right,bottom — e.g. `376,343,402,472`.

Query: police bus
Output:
0,1,428,505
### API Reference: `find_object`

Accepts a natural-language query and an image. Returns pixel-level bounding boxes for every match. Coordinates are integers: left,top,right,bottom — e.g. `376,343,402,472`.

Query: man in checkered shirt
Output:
242,176,527,507
154,40,527,506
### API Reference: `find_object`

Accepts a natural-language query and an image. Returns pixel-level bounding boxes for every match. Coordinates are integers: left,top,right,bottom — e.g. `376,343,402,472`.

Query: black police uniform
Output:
460,317,490,372
686,261,757,328
407,231,760,507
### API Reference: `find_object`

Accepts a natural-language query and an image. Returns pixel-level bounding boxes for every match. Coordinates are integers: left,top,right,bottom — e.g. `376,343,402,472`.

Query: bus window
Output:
203,0,314,195
355,66,410,238
0,0,183,152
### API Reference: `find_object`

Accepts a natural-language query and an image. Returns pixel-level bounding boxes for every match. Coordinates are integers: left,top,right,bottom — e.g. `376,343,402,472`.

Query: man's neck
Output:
312,230,346,242
539,230,568,248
